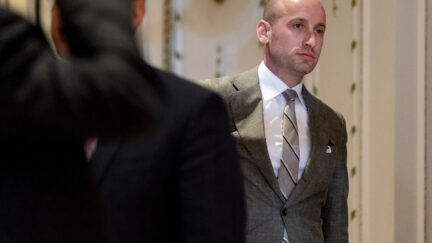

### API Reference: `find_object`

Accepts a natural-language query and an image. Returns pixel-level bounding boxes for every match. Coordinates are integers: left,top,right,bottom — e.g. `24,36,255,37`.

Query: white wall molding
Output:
361,0,371,242
395,0,426,241
362,0,397,241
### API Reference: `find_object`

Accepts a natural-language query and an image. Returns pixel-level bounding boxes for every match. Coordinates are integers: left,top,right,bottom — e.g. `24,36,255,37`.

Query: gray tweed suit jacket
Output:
199,67,348,243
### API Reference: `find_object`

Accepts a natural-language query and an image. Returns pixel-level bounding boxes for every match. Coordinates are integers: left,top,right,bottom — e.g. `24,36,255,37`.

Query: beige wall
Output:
180,0,263,80
363,0,426,242
395,0,426,242
39,0,54,46
8,0,27,16
362,0,396,242
427,0,432,241
313,1,362,242
141,0,164,68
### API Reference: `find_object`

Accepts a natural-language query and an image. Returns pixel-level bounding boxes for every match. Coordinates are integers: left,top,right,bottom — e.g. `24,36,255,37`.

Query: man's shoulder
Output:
196,68,258,101
304,89,347,135
196,76,235,102
198,74,235,92
101,65,229,151
312,94,343,119
149,65,218,101
148,65,228,119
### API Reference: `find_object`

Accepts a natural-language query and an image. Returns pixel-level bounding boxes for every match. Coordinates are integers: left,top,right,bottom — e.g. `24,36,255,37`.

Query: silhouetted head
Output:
51,0,146,57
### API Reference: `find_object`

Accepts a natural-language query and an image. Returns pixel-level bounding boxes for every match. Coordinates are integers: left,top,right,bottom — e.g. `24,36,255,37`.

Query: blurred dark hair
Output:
262,0,280,24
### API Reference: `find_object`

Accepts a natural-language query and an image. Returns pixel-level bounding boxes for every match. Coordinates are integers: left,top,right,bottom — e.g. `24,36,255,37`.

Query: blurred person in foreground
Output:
0,0,160,241
50,0,246,242
199,0,348,242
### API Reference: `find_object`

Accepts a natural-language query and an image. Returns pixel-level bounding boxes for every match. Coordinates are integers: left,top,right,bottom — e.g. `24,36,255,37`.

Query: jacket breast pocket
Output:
309,144,338,187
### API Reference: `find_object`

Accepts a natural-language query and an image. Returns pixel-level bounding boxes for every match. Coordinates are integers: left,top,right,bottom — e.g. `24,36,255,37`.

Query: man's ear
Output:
132,0,146,29
256,20,271,45
51,5,69,57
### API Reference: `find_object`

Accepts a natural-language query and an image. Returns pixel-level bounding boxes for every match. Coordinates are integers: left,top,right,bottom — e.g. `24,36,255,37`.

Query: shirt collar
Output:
258,61,305,106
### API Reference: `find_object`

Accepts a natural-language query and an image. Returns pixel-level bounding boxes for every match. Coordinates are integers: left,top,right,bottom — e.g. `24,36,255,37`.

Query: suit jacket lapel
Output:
229,68,285,202
89,141,120,186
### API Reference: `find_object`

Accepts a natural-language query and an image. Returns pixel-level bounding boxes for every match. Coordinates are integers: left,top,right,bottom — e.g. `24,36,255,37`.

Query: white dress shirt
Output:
258,61,311,243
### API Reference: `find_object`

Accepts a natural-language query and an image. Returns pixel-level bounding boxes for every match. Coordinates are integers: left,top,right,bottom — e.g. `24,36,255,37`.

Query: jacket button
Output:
282,208,287,216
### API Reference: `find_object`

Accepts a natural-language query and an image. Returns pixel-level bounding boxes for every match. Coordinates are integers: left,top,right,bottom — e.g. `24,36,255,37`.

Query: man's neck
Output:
263,61,304,88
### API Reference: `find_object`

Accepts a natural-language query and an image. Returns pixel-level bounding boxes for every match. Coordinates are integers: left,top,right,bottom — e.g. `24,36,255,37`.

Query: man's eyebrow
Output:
289,17,307,22
316,23,326,29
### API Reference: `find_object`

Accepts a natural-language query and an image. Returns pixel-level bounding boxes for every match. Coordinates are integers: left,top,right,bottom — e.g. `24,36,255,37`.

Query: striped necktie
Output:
278,89,300,199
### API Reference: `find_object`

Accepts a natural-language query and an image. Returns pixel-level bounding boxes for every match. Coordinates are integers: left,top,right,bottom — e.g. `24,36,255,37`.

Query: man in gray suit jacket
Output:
199,0,348,242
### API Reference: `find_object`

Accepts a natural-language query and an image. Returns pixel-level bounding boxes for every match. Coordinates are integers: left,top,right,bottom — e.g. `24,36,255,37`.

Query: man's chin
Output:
294,65,316,75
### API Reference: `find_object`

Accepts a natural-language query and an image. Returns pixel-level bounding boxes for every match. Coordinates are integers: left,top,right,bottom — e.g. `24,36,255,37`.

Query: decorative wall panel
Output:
166,0,264,79
426,0,432,241
317,1,362,242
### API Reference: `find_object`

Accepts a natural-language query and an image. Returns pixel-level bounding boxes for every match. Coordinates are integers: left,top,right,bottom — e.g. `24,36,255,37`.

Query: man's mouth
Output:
297,52,315,60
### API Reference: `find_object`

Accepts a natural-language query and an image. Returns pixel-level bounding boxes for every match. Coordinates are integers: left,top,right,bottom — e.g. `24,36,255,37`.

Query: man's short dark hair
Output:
262,0,280,24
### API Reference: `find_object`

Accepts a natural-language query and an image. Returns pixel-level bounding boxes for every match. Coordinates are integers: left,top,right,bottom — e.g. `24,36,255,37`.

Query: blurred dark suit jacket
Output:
91,65,246,243
0,0,159,241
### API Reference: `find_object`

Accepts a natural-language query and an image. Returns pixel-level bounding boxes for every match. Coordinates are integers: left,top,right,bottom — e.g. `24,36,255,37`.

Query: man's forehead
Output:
278,0,326,21
278,0,324,13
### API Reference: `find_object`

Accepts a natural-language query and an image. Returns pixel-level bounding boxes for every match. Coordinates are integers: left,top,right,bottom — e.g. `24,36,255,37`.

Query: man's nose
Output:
304,30,316,49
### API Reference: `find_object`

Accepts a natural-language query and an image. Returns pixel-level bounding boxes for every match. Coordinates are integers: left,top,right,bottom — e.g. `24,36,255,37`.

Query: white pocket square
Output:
326,139,335,154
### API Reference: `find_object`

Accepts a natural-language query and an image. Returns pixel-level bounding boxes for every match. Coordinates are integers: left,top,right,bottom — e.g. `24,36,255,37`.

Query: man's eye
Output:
315,29,324,34
294,23,302,28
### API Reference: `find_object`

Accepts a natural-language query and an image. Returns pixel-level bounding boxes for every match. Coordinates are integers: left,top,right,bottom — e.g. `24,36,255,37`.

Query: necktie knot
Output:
283,89,298,102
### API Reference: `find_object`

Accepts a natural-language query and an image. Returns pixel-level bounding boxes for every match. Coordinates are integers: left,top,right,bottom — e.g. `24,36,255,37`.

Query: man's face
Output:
261,0,326,77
